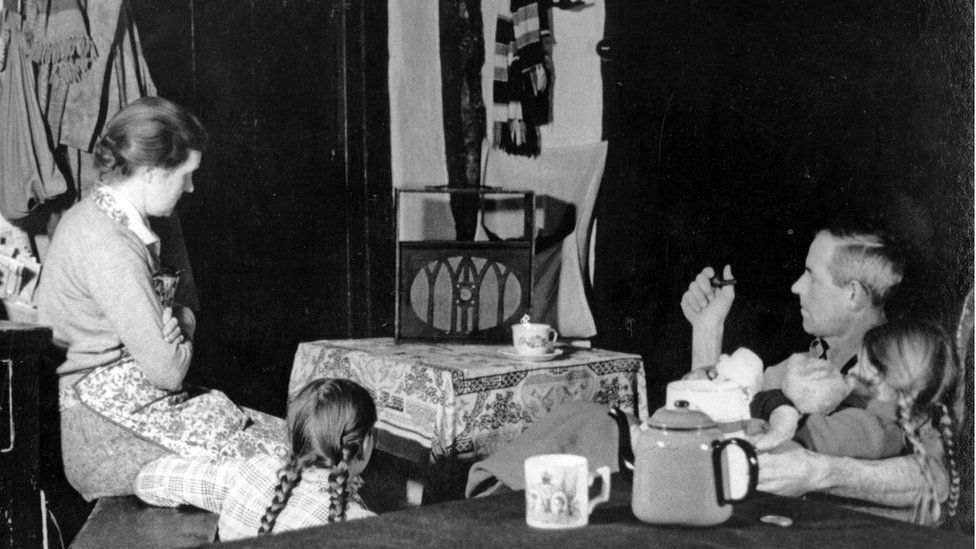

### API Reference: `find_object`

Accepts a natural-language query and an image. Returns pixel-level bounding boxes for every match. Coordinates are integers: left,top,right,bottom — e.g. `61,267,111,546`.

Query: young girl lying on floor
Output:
135,378,378,540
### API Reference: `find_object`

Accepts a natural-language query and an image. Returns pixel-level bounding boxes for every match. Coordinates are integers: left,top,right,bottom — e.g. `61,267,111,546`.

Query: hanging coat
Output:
0,13,68,221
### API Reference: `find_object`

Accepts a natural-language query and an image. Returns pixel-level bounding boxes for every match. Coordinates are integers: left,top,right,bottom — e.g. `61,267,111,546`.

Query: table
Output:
210,473,974,548
289,339,647,464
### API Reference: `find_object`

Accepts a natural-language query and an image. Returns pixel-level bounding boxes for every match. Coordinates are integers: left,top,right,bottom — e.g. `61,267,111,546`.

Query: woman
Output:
38,96,285,500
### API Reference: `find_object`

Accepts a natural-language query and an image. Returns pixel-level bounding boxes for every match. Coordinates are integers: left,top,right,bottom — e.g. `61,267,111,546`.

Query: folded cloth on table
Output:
465,400,629,498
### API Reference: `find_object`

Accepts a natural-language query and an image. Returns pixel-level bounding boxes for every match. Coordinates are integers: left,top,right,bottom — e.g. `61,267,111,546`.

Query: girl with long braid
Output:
135,378,378,541
855,319,961,527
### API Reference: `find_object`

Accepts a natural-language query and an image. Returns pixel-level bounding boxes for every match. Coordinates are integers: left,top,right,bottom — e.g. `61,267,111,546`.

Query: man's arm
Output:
691,321,725,371
796,405,905,459
758,444,948,507
681,265,735,370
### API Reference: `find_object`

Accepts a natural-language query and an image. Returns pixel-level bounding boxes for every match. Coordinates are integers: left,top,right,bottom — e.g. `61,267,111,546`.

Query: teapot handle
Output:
608,407,635,478
711,438,759,505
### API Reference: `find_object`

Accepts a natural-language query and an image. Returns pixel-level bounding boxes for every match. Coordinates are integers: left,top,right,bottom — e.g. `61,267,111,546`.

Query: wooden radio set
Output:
395,187,534,341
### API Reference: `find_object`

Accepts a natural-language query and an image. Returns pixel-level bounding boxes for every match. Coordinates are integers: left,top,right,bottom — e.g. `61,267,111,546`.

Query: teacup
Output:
524,454,611,529
512,323,559,355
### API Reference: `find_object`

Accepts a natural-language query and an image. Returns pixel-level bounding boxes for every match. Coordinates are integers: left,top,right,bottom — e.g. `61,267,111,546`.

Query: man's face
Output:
145,150,201,217
790,232,853,339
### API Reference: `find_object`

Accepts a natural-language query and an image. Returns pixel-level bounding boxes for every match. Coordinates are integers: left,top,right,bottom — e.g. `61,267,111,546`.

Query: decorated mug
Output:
524,454,611,529
512,323,559,355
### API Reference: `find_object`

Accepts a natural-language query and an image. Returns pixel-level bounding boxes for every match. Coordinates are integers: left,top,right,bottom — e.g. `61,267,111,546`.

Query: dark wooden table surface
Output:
207,473,974,548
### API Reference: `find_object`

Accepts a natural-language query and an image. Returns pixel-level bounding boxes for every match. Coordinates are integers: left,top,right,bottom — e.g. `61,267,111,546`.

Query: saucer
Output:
499,348,563,362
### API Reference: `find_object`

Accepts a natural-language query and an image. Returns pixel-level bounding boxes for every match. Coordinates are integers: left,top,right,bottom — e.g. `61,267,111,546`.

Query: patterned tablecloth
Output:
289,338,647,463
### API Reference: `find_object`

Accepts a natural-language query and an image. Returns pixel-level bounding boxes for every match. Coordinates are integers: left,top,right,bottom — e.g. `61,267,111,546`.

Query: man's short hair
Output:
821,220,905,309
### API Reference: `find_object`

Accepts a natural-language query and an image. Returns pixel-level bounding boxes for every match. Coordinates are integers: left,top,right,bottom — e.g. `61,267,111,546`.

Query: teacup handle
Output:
587,466,611,515
547,328,559,344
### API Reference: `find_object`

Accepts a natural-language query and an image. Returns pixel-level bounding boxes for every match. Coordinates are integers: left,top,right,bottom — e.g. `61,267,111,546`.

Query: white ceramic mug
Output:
512,323,559,355
524,454,611,529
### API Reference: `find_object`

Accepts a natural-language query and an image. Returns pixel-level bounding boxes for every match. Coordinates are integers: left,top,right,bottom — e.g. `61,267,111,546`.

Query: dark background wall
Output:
129,1,972,415
131,0,393,416
594,0,974,401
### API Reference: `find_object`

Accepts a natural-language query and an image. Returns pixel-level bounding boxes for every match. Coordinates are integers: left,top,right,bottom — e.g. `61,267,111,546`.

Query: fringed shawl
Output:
29,0,95,85
0,11,68,221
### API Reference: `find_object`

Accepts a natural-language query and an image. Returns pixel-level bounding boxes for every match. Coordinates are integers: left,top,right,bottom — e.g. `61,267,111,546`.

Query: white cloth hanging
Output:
478,140,607,339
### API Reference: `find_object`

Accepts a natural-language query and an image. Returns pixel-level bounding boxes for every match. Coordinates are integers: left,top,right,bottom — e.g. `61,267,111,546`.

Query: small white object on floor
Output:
406,479,424,506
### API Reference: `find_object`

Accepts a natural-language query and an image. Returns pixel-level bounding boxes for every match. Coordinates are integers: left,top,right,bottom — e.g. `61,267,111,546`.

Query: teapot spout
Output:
608,406,635,477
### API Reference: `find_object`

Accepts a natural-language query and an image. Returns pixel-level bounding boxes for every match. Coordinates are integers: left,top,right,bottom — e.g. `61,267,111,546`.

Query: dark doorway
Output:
132,0,394,416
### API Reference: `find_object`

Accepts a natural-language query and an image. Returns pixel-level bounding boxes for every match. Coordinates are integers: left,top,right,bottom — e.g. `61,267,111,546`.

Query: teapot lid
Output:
646,400,716,430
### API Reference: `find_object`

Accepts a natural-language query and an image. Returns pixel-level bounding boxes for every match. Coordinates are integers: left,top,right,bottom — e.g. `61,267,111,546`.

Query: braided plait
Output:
897,392,942,526
936,402,961,522
254,379,376,536
258,454,317,535
327,458,351,522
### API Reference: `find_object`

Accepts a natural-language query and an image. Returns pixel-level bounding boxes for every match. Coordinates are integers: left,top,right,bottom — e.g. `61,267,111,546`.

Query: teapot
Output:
616,401,759,526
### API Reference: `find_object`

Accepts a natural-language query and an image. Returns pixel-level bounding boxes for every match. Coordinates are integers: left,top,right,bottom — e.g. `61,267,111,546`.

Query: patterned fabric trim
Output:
90,184,160,250
90,184,131,227
73,355,286,461
59,382,82,411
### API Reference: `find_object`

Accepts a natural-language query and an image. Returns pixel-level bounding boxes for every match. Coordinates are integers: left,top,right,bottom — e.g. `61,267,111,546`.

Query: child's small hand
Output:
162,306,184,344
747,406,800,452
748,431,794,453
683,365,718,380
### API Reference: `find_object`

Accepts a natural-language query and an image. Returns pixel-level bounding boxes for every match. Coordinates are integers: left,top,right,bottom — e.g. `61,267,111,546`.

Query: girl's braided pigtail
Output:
936,402,961,523
898,392,941,526
258,455,311,535
327,457,351,522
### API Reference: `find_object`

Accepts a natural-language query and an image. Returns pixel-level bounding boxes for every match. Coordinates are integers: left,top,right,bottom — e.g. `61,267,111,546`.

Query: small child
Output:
708,347,859,452
855,319,961,526
135,378,378,541
747,319,961,525
747,355,856,452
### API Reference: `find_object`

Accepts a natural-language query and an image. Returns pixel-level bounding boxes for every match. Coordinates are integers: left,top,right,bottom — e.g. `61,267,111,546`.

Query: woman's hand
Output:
161,307,185,344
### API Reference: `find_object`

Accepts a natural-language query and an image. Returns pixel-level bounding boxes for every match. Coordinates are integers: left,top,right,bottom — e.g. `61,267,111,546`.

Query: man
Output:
680,221,949,521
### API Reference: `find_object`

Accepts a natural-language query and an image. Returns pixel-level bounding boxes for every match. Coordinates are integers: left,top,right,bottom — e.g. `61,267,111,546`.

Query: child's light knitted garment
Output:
781,357,852,415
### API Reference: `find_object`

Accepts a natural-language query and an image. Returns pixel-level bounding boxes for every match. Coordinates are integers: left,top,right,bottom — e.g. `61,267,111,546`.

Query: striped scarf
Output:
492,0,552,157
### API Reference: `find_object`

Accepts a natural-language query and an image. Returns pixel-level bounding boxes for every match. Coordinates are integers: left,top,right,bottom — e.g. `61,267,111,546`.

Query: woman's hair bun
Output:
93,135,125,175
93,97,207,179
